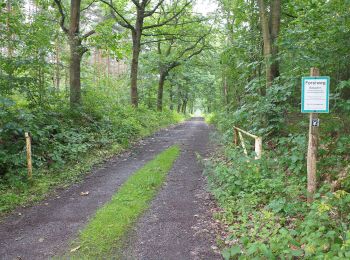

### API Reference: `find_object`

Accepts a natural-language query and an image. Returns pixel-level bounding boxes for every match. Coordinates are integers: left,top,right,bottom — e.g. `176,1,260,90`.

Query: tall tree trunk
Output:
130,31,141,107
182,100,187,114
157,69,167,111
6,0,13,57
130,10,144,107
55,39,60,90
68,0,82,107
69,38,82,106
270,0,281,79
177,103,181,113
258,0,281,92
257,0,272,93
169,86,174,110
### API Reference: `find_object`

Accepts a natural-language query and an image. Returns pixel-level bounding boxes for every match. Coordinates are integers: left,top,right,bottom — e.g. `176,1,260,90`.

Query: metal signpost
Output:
301,68,330,202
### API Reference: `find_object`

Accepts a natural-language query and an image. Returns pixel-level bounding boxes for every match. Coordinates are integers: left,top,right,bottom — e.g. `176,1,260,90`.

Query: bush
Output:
205,112,350,259
0,95,182,187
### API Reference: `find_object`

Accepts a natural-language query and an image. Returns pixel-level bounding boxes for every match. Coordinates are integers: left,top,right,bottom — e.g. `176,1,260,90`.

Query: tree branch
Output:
100,0,134,30
148,18,208,28
143,0,192,30
131,0,141,9
176,30,210,60
81,0,97,12
82,29,96,39
141,36,204,45
53,0,69,34
282,12,297,19
142,32,206,37
144,0,166,17
141,38,179,45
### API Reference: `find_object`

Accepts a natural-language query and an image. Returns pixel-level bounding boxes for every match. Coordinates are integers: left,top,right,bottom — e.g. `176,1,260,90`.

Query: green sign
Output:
301,76,330,113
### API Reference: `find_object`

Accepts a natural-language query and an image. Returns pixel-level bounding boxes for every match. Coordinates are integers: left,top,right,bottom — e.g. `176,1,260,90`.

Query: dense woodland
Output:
1,0,350,258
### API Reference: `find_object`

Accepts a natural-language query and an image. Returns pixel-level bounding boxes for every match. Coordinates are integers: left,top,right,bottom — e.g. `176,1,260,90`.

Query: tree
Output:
257,0,281,92
155,29,210,111
53,0,96,107
139,5,211,111
101,0,192,107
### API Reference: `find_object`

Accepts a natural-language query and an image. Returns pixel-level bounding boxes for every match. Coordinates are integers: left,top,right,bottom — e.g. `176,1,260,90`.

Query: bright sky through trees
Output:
194,0,218,15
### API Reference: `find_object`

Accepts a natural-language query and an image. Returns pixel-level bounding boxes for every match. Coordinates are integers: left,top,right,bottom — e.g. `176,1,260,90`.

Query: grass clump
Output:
72,145,180,257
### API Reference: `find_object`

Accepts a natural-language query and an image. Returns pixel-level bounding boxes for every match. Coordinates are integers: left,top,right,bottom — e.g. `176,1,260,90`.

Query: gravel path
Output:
123,118,221,260
0,118,221,260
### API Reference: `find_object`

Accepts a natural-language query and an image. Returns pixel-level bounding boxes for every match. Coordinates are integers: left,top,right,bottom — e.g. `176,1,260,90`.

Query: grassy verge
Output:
0,111,184,217
70,145,180,257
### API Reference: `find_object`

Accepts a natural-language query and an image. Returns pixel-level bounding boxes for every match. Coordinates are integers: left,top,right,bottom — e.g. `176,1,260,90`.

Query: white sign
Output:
301,77,330,113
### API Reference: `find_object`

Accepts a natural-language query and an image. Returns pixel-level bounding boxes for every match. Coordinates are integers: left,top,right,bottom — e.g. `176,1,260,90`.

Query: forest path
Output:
0,118,220,259
122,118,220,259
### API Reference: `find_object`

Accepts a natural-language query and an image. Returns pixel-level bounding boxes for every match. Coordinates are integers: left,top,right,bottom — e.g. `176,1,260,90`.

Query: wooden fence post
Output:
255,137,262,159
25,132,32,180
238,131,248,156
234,128,238,146
307,67,320,202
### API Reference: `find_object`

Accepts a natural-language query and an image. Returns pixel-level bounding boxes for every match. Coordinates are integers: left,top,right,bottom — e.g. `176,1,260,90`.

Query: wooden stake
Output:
255,137,262,159
307,67,320,202
25,132,32,180
238,131,248,156
234,128,238,146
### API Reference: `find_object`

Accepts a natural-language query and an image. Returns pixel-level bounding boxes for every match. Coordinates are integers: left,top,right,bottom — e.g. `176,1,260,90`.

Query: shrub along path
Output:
0,118,220,259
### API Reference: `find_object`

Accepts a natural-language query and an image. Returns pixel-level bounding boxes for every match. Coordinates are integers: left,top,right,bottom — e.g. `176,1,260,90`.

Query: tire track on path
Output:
123,118,221,260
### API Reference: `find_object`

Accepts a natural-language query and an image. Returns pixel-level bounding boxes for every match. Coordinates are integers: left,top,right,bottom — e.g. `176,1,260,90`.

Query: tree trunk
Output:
157,70,167,111
169,86,174,110
177,103,181,113
257,0,272,92
55,39,60,90
6,0,13,57
270,0,281,79
69,38,82,106
258,0,281,91
182,100,187,113
130,10,144,108
69,0,82,107
130,31,140,107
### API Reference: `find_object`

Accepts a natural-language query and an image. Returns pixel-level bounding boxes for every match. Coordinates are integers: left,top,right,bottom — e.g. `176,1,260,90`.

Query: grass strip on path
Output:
71,145,180,257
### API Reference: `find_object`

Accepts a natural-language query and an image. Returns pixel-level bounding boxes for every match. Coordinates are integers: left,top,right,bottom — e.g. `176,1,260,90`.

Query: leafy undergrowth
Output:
70,145,180,257
205,113,350,259
205,147,350,259
0,96,184,215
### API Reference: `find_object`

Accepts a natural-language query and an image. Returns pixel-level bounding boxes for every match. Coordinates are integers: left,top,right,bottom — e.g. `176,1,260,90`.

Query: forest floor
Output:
0,118,221,260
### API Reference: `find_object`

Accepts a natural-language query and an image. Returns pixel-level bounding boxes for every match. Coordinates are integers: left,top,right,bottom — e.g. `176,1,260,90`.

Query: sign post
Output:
301,68,330,202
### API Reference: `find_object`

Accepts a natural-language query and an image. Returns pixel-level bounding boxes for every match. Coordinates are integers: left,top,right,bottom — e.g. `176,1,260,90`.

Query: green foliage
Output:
205,146,350,258
205,112,350,258
0,91,183,214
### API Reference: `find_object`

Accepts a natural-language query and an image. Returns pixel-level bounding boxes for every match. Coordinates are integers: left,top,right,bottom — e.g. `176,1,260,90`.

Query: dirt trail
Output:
123,118,221,260
0,118,220,260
